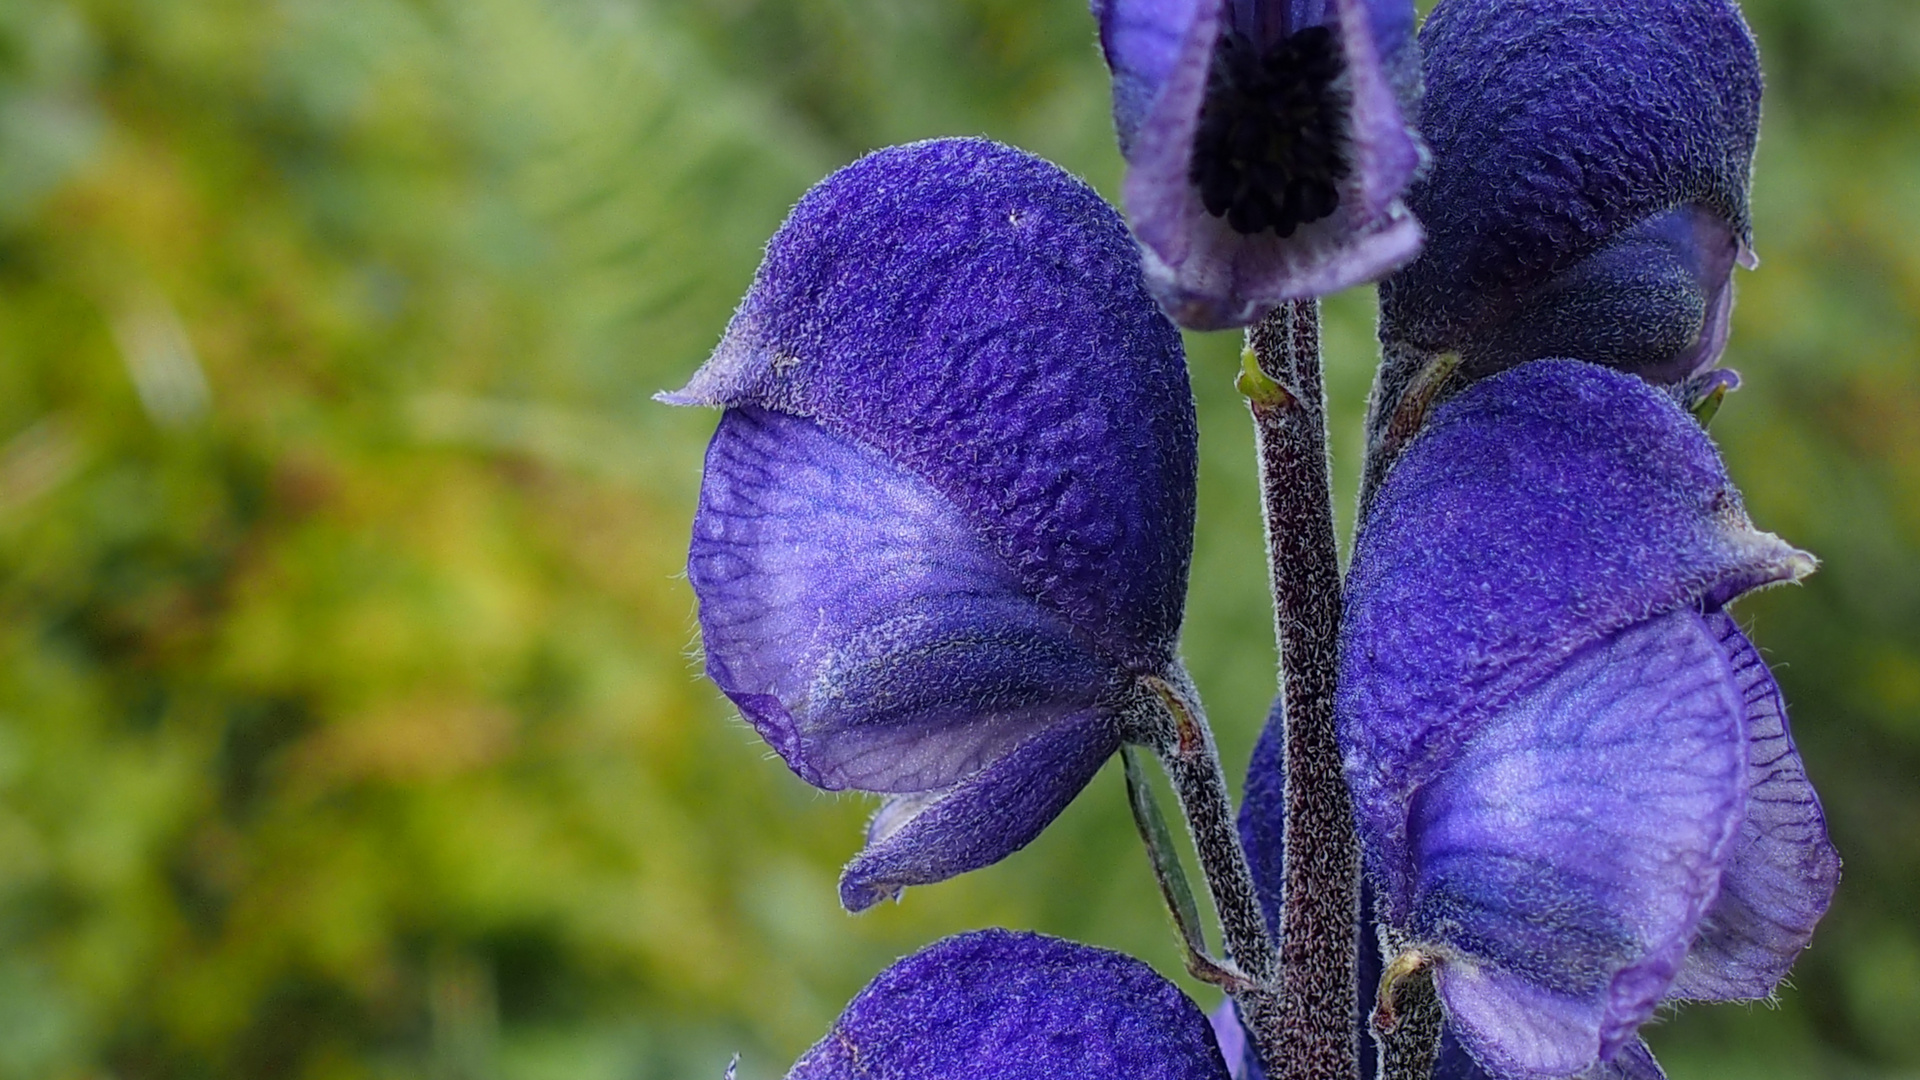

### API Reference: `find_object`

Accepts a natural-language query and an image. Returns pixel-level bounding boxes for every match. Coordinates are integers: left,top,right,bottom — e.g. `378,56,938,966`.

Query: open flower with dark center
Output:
1093,0,1424,328
664,138,1198,913
1190,24,1348,237
787,930,1232,1079
1338,361,1839,1080
1371,0,1763,465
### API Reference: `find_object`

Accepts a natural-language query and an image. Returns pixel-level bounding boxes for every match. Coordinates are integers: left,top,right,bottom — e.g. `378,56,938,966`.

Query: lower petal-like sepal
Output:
1415,611,1745,1078
693,407,1112,794
839,711,1120,911
1671,614,1840,1001
691,406,1132,908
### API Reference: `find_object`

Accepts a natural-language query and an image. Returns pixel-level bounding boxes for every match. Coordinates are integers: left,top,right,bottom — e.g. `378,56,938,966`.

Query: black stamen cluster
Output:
1189,25,1350,237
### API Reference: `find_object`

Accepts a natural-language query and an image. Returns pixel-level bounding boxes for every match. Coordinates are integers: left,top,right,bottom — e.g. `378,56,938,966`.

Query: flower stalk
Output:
1122,674,1287,1060
1244,300,1360,1080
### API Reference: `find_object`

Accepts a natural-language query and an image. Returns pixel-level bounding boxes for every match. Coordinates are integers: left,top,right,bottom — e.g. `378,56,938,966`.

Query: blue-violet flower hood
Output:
1372,0,1762,457
1339,360,1838,1080
666,137,1199,912
788,930,1232,1079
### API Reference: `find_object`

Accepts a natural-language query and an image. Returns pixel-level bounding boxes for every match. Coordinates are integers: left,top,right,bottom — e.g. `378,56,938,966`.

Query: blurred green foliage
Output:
0,0,1914,1077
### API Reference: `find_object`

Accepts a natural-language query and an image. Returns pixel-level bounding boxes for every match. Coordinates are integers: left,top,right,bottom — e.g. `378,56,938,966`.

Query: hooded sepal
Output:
1341,361,1830,1080
1371,0,1762,462
674,137,1199,909
1343,361,1812,896
788,930,1232,1079
671,138,1194,672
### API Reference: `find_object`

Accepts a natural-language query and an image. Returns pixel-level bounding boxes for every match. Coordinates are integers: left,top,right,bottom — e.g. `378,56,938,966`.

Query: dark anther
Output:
1189,24,1350,237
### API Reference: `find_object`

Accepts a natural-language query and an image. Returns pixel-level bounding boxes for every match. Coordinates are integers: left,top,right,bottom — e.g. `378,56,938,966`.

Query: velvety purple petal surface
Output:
1336,0,1423,221
1416,610,1745,1077
1434,1032,1665,1080
1380,0,1760,367
1098,0,1422,328
670,138,1195,675
1208,998,1250,1079
786,930,1231,1079
1672,613,1840,1001
838,711,1120,911
1461,205,1746,385
1342,360,1811,915
1095,0,1206,157
1432,1029,1489,1080
690,407,1112,794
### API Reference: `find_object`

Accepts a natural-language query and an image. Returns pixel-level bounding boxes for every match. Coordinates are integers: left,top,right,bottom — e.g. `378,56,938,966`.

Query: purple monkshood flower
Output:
1375,0,1762,422
786,930,1232,1079
1092,0,1424,329
664,138,1198,912
1339,360,1839,1080
1206,878,1667,1080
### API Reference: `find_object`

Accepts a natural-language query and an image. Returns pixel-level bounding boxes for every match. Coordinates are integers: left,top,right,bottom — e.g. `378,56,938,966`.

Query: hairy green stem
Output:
1120,673,1285,1067
1243,299,1359,1080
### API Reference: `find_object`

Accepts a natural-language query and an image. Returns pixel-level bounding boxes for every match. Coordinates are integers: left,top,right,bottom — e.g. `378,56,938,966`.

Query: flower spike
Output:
1094,0,1425,328
1372,0,1763,461
1340,360,1837,1080
667,138,1199,911
788,931,1232,1079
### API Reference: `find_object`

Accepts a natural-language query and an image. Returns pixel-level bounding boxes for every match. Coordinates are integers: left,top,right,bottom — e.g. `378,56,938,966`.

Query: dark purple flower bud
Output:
788,930,1231,1079
1340,361,1838,1080
665,138,1198,912
1092,0,1424,328
1377,0,1761,405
